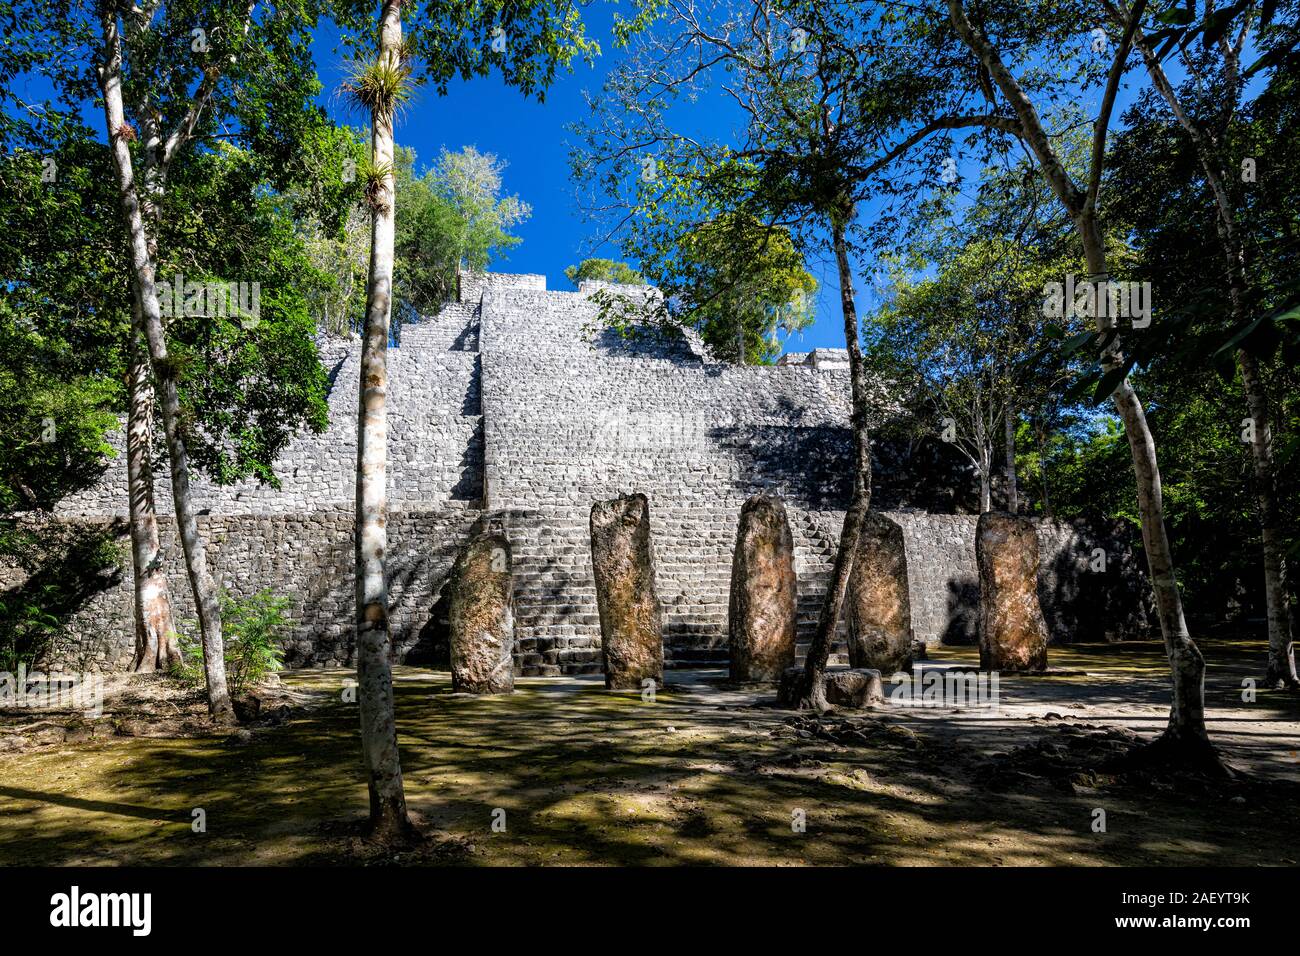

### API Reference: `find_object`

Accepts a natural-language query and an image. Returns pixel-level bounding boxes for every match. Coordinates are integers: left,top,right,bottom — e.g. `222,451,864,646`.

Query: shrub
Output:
170,590,288,696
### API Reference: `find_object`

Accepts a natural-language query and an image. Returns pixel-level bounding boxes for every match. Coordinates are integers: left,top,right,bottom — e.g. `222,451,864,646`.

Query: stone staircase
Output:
499,503,849,676
501,508,601,676
789,509,851,667
440,292,850,676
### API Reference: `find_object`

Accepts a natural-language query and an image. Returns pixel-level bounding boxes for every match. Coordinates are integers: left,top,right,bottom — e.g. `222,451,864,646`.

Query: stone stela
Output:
26,271,1150,675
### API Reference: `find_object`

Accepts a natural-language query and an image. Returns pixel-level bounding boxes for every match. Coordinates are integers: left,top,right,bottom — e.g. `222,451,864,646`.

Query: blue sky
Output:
311,8,856,353
10,6,1214,356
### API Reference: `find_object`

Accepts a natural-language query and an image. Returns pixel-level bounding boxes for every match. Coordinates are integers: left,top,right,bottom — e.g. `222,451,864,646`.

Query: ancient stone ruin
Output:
590,494,664,690
448,524,515,695
976,512,1050,673
728,494,797,682
26,271,1150,674
845,512,914,675
778,665,886,709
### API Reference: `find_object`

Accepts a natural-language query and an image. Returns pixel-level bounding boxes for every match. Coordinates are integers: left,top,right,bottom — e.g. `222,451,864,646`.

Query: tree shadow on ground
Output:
2,640,1297,867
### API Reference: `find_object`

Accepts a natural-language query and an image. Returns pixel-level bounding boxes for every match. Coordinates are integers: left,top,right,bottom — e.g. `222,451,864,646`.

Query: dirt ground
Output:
1,637,1298,866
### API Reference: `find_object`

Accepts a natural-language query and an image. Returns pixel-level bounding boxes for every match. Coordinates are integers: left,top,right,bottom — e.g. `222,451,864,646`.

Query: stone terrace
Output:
35,271,1147,673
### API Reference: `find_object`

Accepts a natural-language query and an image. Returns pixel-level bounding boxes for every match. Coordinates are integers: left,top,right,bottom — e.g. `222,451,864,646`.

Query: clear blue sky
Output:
11,8,1192,356
310,10,859,352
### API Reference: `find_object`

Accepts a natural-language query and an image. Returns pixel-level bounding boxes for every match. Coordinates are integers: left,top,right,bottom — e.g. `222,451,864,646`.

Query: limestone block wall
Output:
55,302,485,517
478,285,862,513
22,509,481,673
890,512,1152,644
458,270,546,303
18,269,1153,675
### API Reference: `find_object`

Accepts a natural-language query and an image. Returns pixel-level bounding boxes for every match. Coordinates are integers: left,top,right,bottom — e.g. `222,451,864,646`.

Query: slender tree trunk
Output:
1239,349,1299,688
946,0,1219,767
1080,218,1214,759
1004,406,1018,515
978,446,992,514
1129,27,1297,689
125,290,178,672
794,209,872,711
354,0,413,840
98,10,232,720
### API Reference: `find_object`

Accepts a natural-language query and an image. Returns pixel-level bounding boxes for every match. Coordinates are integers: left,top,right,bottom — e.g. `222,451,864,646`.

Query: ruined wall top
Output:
55,271,874,519
457,270,547,303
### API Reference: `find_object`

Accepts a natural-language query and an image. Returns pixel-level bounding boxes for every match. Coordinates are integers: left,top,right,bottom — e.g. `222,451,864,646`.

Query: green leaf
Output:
1092,362,1133,405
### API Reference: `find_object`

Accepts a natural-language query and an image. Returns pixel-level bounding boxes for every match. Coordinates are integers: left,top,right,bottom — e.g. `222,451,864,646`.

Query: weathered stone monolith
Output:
590,494,663,690
448,529,515,695
728,495,797,682
976,512,1049,673
846,512,914,675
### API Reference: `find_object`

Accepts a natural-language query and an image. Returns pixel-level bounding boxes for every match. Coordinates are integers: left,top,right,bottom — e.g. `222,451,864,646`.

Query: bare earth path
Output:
1,638,1297,865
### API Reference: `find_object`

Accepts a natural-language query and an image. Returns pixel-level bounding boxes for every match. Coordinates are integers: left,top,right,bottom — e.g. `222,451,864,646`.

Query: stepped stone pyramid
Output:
43,271,1147,673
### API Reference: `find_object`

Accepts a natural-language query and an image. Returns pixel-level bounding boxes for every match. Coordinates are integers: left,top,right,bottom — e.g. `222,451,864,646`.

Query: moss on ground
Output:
1,639,1297,866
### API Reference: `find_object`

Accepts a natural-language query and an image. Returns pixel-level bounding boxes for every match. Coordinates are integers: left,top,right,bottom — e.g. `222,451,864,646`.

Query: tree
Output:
332,0,595,841
1110,0,1299,688
868,238,1060,512
13,0,346,704
564,258,645,286
0,108,177,671
909,0,1226,768
396,146,531,323
666,213,815,365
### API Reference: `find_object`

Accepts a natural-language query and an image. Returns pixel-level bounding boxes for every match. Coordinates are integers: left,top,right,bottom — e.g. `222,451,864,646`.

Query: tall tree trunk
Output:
794,209,872,710
354,0,413,840
1003,407,1018,515
1239,349,1298,688
125,290,178,672
98,9,232,720
945,0,1218,765
1129,26,1298,690
1080,218,1214,759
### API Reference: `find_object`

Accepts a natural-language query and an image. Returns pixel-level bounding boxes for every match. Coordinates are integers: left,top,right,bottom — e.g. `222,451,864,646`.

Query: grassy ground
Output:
1,637,1298,866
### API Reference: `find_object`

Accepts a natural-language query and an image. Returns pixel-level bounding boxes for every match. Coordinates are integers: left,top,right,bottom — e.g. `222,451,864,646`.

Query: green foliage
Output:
671,214,816,365
0,523,123,672
157,145,331,487
331,1,599,99
222,591,289,697
0,584,61,675
395,146,531,322
340,56,413,119
0,139,127,511
172,590,288,696
565,259,645,287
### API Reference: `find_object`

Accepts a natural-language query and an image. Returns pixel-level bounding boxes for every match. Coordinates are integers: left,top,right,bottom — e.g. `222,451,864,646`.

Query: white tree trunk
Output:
125,291,178,672
946,0,1218,764
98,9,232,719
978,444,992,514
354,0,413,839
